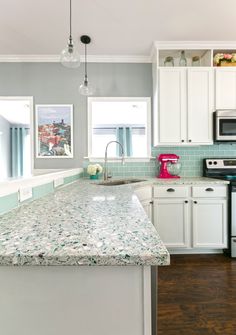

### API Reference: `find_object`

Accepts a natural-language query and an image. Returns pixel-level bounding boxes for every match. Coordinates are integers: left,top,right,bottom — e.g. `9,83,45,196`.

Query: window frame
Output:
87,97,152,162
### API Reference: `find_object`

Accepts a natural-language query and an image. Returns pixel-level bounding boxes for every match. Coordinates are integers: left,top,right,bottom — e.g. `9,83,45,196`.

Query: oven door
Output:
216,117,236,141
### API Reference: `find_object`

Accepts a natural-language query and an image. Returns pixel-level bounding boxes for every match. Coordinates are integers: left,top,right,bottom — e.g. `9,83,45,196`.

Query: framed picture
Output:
35,104,73,158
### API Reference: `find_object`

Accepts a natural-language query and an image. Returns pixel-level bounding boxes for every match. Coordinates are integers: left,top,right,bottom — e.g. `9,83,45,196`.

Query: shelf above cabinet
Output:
159,49,211,67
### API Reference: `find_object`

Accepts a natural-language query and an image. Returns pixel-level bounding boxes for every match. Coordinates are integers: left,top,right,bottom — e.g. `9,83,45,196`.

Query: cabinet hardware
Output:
184,200,188,204
205,187,214,192
194,201,197,204
233,239,236,243
181,139,184,142
189,139,192,142
149,201,153,205
166,188,175,192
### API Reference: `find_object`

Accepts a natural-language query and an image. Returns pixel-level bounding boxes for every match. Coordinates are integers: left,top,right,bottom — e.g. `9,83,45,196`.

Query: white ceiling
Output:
1,0,236,57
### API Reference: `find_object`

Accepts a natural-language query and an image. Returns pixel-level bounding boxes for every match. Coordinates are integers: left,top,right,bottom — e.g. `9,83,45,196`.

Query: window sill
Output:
84,157,155,163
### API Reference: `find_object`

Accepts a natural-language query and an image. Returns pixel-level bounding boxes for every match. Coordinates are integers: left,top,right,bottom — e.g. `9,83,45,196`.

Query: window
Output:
88,97,151,160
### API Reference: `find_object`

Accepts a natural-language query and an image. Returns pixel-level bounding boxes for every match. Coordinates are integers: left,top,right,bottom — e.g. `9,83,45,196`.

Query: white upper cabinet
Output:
187,68,213,144
152,42,236,146
158,68,186,144
215,68,236,109
156,67,213,146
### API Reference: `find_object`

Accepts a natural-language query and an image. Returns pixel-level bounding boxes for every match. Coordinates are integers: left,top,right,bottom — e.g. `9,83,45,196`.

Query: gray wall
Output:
0,115,11,178
0,63,152,168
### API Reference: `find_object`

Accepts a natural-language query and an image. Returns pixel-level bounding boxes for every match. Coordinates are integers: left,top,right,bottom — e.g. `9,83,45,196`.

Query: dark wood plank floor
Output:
158,254,236,335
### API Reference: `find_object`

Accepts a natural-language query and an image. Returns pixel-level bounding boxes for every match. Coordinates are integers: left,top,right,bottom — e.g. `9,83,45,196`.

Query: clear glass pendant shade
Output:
60,39,80,68
79,78,95,96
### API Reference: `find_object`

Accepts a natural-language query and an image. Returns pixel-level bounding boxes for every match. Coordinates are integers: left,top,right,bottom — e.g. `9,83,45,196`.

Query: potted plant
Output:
87,164,103,179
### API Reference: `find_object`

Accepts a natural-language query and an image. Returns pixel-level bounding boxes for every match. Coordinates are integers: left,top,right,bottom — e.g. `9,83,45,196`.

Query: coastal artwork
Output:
36,105,73,158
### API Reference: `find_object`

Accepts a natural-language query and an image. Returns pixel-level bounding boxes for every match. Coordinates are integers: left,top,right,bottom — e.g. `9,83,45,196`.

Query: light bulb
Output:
60,39,80,68
79,79,95,96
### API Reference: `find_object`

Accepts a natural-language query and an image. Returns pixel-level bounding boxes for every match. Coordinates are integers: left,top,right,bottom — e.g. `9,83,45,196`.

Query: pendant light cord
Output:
85,44,88,80
69,0,72,42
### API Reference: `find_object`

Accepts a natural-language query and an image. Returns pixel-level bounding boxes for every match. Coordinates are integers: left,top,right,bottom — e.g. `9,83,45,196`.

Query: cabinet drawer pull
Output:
166,188,175,192
184,200,188,204
205,187,214,192
189,139,192,142
194,201,198,204
149,201,153,205
181,139,184,142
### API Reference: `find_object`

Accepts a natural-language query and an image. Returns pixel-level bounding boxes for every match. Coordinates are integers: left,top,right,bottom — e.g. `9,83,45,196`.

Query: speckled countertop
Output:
135,176,229,186
0,179,170,266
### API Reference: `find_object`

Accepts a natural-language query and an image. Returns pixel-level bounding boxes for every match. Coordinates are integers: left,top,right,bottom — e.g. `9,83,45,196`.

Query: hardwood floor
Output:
158,254,236,335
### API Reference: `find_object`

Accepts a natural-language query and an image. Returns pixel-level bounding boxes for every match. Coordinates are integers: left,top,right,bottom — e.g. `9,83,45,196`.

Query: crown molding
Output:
0,54,151,63
154,40,236,50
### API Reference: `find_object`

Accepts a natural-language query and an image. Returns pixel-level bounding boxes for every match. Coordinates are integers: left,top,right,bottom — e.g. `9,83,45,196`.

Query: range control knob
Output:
209,161,212,165
213,161,218,165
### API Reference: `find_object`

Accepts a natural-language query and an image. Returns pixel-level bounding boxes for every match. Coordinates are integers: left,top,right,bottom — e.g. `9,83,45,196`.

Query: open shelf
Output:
213,49,236,67
158,49,211,67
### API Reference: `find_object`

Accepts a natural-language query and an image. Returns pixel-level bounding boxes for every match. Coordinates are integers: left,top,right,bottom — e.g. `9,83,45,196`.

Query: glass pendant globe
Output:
60,44,80,68
79,81,95,96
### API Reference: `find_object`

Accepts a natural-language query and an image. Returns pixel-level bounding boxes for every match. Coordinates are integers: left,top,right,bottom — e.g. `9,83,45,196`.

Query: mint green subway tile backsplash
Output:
0,193,19,215
153,144,236,177
84,143,236,178
32,182,54,200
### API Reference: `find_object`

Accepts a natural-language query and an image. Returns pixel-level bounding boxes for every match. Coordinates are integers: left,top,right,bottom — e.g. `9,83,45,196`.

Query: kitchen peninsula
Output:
0,179,169,335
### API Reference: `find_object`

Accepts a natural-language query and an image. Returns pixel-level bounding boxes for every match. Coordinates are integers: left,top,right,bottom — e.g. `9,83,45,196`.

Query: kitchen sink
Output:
96,178,146,186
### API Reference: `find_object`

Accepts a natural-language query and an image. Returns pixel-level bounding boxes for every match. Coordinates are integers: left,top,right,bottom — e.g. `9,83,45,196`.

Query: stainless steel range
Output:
203,158,236,257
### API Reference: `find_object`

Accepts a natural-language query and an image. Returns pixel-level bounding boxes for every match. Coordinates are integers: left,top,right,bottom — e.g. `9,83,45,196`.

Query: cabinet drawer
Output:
192,186,227,198
134,186,152,202
154,186,189,198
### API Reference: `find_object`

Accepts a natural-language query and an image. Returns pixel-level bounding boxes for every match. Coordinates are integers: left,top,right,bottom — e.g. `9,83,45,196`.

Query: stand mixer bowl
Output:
167,162,181,176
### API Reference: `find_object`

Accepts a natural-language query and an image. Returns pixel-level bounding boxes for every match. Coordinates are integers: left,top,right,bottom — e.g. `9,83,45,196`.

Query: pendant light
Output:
60,0,80,68
79,35,95,96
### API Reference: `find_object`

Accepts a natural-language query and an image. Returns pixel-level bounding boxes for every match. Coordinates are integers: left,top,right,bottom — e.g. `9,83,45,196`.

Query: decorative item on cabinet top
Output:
158,49,210,67
213,52,236,67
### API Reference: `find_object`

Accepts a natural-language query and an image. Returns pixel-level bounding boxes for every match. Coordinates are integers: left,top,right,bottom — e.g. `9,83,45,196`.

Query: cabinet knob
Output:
149,201,153,205
189,139,192,142
166,188,175,192
194,201,197,204
181,139,184,143
205,187,214,192
184,200,188,204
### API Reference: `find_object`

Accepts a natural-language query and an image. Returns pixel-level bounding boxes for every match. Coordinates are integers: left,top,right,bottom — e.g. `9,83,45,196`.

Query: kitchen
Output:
1,1,236,334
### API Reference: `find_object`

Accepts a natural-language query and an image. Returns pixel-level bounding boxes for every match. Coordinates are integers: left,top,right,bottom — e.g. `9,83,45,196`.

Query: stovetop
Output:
204,158,236,184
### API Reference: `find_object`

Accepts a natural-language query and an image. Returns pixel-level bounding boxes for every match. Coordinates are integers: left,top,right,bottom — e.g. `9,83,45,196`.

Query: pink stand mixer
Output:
157,154,181,179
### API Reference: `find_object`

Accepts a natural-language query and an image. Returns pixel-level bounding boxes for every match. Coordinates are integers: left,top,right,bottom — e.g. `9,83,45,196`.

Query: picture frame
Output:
35,104,73,158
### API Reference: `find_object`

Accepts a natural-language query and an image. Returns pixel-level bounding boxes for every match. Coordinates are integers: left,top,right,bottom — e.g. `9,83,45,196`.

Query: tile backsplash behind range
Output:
83,144,236,178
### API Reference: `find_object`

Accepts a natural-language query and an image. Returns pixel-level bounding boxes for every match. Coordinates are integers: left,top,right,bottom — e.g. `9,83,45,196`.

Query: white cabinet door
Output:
192,199,227,248
215,69,236,109
158,68,187,144
187,68,213,144
141,200,153,222
153,199,189,248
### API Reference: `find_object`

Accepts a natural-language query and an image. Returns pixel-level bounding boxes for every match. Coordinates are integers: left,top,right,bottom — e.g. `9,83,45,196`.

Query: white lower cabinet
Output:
153,199,189,248
153,185,228,253
141,200,153,222
134,186,153,221
192,199,227,248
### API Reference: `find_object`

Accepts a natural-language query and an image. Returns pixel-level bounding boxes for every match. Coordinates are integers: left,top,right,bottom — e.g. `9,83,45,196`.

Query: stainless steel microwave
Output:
214,110,236,141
